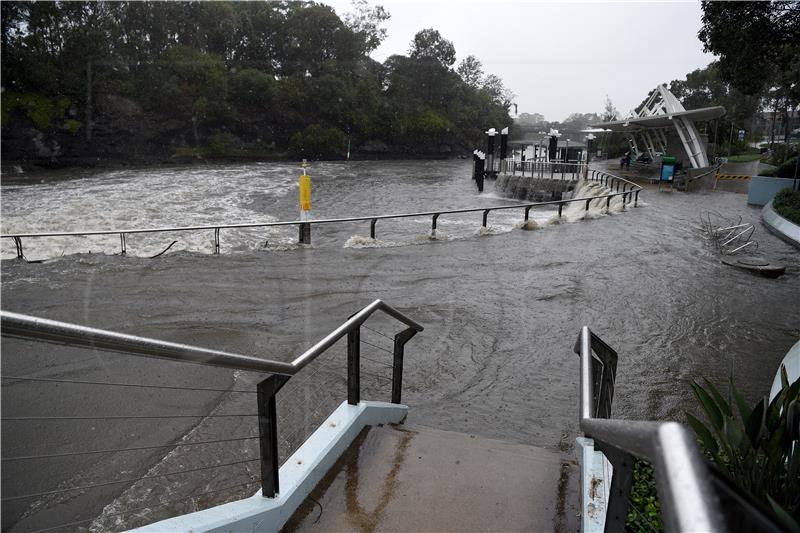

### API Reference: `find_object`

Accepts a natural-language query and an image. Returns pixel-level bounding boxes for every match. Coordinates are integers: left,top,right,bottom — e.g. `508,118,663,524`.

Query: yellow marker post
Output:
299,158,313,218
298,159,312,243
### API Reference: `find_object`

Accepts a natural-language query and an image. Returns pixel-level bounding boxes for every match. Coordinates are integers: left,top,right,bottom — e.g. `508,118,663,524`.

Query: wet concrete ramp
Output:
284,424,579,533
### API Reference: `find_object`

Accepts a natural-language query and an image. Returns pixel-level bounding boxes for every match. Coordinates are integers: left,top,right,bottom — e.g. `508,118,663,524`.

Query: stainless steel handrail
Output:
0,299,423,376
0,170,641,241
575,326,724,532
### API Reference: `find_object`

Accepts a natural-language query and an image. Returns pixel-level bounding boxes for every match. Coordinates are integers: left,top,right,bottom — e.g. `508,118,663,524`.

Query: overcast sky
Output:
324,0,717,122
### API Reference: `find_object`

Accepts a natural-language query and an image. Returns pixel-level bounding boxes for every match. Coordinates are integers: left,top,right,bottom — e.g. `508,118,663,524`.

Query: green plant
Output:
686,371,800,530
764,144,799,167
289,124,346,160
763,156,799,180
626,460,663,532
772,188,800,225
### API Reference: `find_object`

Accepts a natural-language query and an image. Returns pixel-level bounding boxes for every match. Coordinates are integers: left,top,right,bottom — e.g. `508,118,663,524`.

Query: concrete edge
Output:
128,401,408,533
576,437,611,533
762,199,800,249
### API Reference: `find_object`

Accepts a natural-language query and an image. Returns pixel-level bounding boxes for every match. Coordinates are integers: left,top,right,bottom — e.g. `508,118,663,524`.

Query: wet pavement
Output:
283,424,579,533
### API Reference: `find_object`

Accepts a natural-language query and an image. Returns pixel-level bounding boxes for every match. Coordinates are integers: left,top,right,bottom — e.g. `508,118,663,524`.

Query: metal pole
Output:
257,375,289,498
347,328,360,405
392,328,417,404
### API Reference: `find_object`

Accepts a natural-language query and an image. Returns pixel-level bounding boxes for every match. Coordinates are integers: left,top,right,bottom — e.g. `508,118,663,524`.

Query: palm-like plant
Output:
686,368,799,530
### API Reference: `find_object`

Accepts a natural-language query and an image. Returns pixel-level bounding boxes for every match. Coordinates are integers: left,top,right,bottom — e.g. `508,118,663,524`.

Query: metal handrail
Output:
0,300,422,376
574,326,725,532
1,168,642,257
1,299,423,501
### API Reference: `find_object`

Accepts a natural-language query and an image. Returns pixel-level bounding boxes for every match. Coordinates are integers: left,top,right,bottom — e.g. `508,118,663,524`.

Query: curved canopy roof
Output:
590,106,725,132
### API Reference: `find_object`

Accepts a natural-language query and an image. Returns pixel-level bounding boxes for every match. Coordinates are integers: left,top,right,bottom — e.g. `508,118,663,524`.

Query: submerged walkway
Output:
284,424,579,532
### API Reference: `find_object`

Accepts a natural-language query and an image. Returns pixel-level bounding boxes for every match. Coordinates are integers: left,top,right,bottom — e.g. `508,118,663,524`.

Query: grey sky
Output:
324,0,716,122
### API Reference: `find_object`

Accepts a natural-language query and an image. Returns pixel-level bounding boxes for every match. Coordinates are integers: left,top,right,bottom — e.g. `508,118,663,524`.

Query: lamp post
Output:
584,133,596,179
485,128,498,177
547,128,561,163
538,131,547,163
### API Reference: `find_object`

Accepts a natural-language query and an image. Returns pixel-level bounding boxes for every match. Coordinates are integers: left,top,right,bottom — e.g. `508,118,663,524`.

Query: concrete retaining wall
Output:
748,176,800,206
762,199,800,249
494,173,577,201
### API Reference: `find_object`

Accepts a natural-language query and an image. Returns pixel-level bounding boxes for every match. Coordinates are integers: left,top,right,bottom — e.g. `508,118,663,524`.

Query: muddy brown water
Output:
2,160,798,531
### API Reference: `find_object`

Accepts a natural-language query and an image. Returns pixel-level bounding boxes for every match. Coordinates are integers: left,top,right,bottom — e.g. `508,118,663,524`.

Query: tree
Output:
408,28,456,67
699,1,799,150
481,74,514,111
602,96,619,121
698,1,799,97
456,55,483,89
343,0,390,54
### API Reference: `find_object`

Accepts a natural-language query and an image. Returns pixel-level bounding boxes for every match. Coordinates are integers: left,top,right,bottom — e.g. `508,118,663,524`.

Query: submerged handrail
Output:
0,300,422,376
574,326,724,532
1,168,642,257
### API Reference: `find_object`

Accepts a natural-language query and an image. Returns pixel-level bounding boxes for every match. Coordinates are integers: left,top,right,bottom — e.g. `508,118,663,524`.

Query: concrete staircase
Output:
284,424,579,533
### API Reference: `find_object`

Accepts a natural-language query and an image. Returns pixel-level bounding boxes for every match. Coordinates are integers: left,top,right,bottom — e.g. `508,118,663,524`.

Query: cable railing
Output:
0,299,423,532
574,327,786,532
1,168,642,259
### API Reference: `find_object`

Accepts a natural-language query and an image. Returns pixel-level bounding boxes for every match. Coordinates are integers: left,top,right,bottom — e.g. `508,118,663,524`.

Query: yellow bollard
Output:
298,160,312,244
299,160,311,213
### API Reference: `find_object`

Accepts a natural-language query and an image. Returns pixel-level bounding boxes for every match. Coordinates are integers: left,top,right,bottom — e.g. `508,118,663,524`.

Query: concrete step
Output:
283,424,579,532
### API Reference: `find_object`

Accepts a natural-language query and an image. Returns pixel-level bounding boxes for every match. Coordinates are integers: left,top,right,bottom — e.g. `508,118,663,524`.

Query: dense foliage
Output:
626,460,663,532
699,2,800,149
686,373,800,530
0,1,512,165
772,187,800,225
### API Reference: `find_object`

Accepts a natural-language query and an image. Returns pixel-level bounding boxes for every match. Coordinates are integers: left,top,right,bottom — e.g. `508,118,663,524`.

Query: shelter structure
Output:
591,85,725,169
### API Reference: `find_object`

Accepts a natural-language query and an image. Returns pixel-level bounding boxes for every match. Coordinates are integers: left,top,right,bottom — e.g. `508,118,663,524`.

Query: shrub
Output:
289,124,345,160
770,156,799,179
201,132,239,157
763,144,799,167
686,372,800,530
626,460,663,531
772,188,800,225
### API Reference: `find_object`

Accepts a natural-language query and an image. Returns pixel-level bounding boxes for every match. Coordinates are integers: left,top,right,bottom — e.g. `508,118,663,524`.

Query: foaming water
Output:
2,161,607,260
1,163,301,259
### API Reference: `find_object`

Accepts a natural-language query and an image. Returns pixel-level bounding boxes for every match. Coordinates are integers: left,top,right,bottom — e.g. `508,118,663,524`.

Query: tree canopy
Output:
1,1,512,164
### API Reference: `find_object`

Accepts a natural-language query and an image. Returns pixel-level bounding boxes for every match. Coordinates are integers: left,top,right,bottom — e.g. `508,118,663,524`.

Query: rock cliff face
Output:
1,95,471,169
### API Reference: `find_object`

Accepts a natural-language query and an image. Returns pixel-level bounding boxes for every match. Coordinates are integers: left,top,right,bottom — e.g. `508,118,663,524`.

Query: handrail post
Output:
585,199,591,212
524,206,532,221
431,213,439,236
13,237,23,259
558,203,563,218
634,190,639,207
347,328,360,405
370,219,377,240
607,196,611,210
595,443,635,531
482,209,490,228
391,327,418,404
214,228,220,254
119,233,126,256
257,374,289,498
298,223,311,245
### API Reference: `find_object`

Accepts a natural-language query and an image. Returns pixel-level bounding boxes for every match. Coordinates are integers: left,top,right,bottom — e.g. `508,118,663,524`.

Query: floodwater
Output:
1,160,798,531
